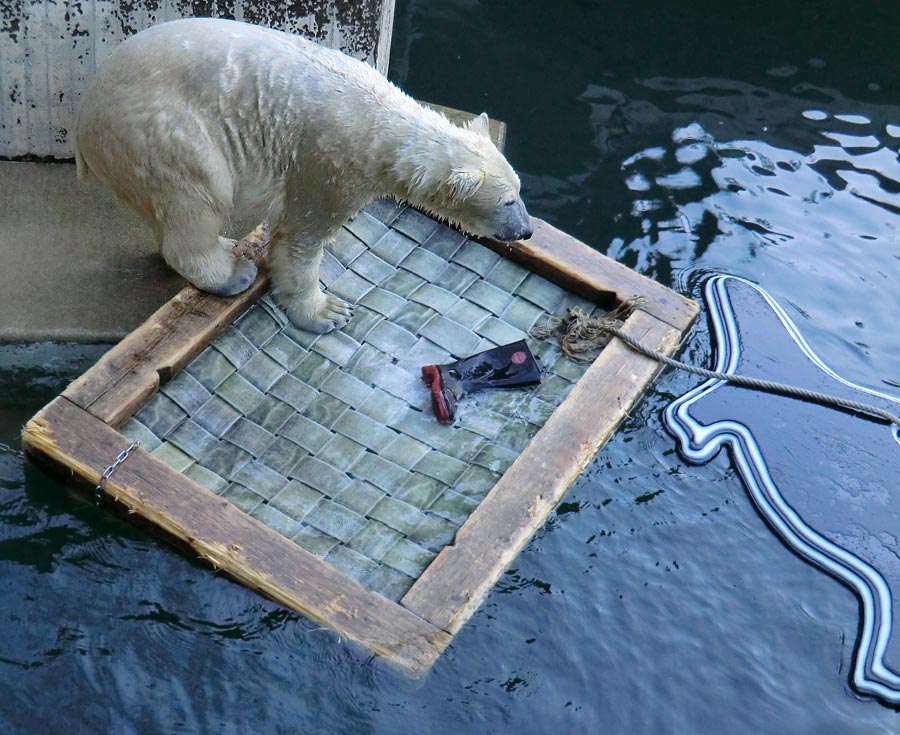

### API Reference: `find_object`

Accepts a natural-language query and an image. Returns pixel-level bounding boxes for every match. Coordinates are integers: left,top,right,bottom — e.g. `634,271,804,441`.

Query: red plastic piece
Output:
421,365,453,424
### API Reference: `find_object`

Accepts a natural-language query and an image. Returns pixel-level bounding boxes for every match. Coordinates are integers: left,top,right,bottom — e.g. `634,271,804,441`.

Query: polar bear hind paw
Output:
278,291,354,333
204,257,259,297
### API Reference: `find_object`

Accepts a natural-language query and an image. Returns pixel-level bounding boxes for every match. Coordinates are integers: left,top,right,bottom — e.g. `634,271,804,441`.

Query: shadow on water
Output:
4,0,900,732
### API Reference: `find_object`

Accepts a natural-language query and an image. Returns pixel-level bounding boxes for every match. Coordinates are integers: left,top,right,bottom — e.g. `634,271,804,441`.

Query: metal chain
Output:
95,441,140,505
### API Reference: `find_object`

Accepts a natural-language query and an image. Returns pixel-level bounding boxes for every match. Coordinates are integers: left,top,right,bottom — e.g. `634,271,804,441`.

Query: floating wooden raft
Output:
23,198,697,672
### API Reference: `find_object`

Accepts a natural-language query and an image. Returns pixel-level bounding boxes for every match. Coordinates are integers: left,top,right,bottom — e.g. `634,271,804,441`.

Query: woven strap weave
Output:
120,199,599,600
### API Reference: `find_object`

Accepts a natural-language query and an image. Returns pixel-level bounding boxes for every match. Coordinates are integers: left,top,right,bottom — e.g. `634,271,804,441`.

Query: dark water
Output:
4,1,900,732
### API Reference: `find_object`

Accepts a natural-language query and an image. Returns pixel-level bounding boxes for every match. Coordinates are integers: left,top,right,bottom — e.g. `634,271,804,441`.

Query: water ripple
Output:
582,78,900,391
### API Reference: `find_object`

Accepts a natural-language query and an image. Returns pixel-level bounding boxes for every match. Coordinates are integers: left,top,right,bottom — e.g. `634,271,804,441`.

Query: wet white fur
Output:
75,18,530,332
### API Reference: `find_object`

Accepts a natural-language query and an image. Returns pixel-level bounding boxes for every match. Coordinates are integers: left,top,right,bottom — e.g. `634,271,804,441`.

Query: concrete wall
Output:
0,0,395,158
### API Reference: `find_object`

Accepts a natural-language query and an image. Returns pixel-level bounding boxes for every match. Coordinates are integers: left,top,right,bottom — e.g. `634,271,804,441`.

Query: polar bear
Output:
75,18,532,333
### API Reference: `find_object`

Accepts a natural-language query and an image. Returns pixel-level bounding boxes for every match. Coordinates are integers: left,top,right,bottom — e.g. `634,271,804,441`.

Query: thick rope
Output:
607,324,900,428
533,307,900,429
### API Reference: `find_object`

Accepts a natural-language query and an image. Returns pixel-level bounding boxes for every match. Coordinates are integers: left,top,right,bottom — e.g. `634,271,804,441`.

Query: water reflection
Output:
665,275,900,703
568,76,900,393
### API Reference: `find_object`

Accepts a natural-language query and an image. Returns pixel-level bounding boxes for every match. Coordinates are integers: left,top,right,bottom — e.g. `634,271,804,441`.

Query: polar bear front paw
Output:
278,291,354,333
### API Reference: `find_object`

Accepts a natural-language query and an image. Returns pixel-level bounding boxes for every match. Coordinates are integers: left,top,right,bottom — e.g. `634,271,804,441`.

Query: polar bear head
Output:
403,113,533,243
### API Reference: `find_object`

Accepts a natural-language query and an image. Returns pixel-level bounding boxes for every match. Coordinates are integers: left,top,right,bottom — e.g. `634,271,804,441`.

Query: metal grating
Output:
119,199,599,600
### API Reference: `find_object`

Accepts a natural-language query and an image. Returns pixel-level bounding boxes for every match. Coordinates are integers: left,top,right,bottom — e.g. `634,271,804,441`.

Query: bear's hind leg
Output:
268,237,353,333
160,208,258,296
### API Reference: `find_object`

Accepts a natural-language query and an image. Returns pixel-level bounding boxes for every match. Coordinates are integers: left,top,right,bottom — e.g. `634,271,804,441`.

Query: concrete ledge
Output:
1,161,186,343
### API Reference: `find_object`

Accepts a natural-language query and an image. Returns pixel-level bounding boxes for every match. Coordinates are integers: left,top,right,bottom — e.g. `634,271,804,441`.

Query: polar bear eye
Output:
503,199,516,206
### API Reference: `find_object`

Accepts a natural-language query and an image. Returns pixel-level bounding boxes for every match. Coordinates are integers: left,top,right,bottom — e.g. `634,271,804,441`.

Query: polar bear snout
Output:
492,198,533,242
494,218,533,242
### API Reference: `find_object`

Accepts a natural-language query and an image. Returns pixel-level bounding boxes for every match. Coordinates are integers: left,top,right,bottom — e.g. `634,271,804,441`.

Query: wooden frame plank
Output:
23,396,450,672
23,212,698,670
62,278,267,427
400,310,681,632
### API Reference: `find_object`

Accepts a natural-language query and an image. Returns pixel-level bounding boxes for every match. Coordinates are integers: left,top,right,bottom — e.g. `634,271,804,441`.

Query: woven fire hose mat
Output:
23,198,697,672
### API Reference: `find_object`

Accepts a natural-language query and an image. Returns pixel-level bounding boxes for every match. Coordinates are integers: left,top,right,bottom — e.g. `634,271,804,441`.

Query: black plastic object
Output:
421,340,543,424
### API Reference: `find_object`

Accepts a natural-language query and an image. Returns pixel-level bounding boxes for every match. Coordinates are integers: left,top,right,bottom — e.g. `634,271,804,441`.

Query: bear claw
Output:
277,291,354,333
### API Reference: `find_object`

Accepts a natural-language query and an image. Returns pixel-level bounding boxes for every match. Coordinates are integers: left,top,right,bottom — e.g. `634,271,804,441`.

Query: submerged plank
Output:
424,102,507,151
22,396,449,672
401,309,683,633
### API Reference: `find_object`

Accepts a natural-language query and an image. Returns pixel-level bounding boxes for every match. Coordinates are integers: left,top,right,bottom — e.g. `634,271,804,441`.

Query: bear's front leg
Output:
268,237,353,333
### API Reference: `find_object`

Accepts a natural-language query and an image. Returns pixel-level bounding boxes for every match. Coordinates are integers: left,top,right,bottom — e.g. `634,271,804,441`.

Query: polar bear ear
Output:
466,112,491,138
447,168,486,202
